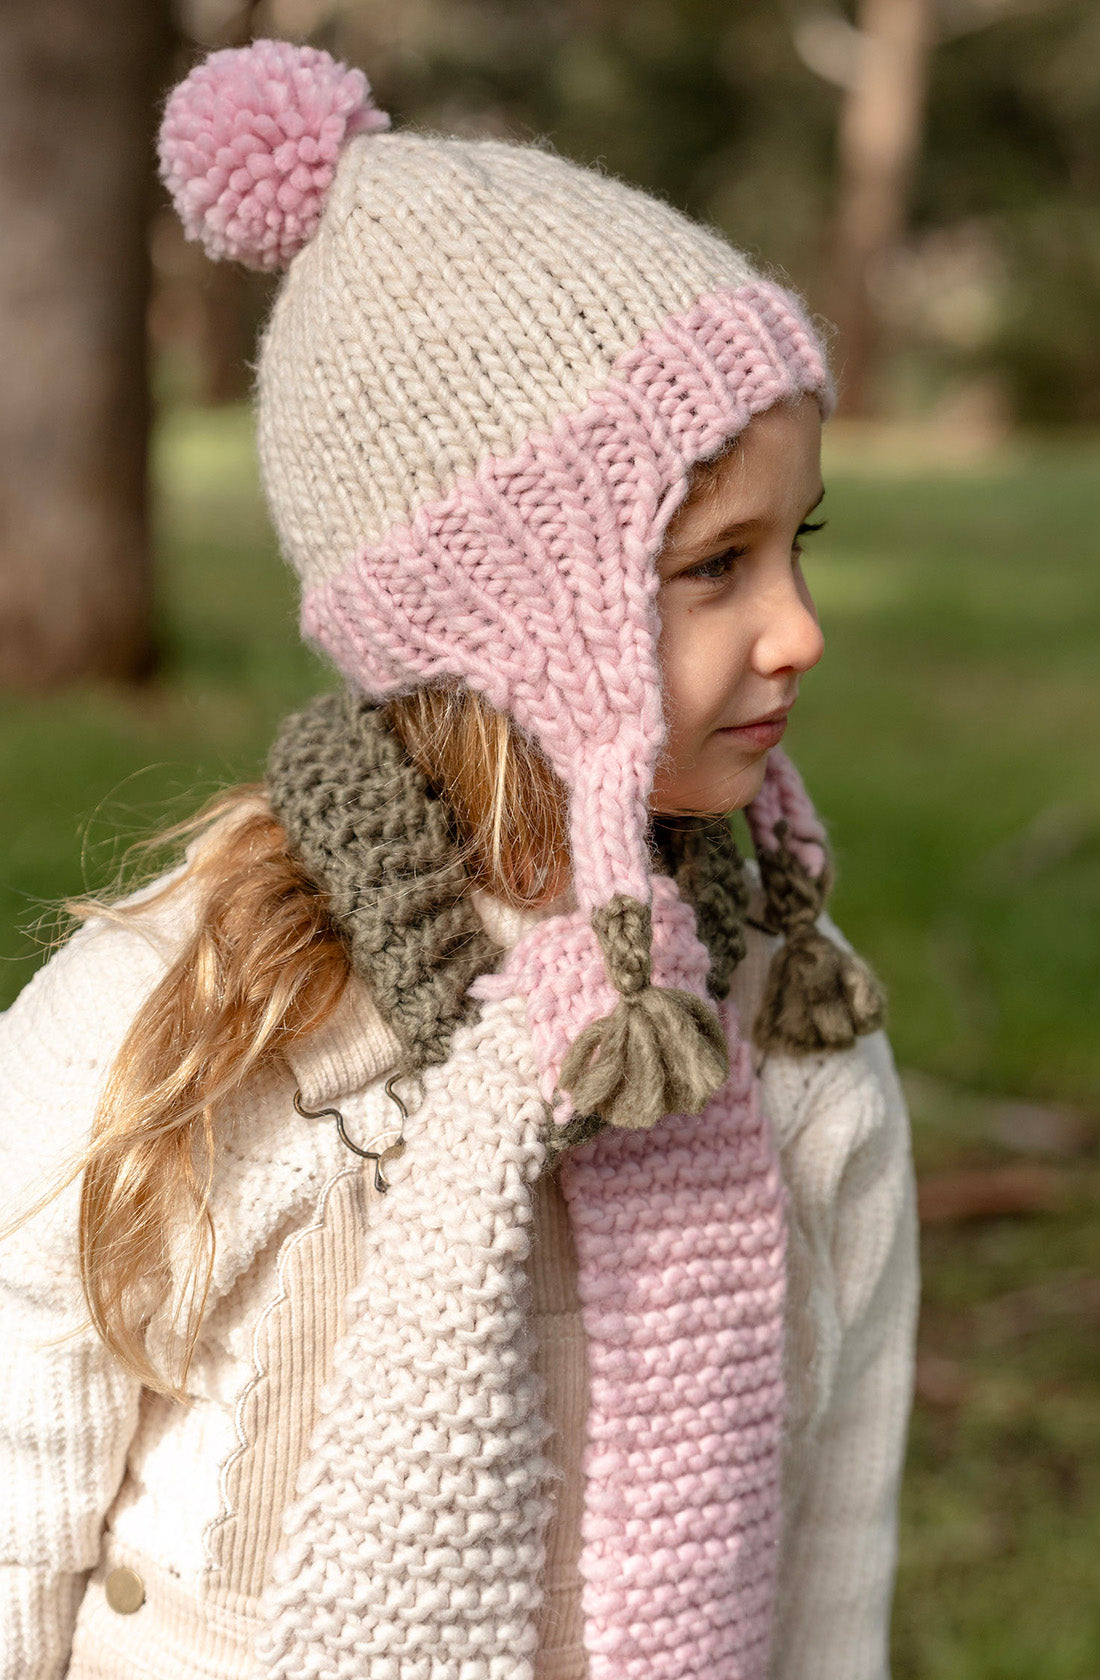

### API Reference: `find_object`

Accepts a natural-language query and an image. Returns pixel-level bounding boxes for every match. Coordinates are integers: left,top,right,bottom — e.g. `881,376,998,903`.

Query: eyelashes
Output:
680,518,829,584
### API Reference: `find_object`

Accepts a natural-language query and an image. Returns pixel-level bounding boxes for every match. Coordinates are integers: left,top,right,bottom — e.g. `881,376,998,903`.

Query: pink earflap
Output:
157,38,390,272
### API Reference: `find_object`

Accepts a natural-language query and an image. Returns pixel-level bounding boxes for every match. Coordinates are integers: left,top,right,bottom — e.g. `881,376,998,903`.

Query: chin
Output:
651,758,768,817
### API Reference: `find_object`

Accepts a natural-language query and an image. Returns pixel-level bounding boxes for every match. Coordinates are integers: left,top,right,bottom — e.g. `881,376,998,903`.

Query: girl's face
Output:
651,394,826,816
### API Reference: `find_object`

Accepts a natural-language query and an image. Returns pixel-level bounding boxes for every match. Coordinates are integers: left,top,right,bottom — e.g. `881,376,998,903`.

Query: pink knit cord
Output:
744,747,829,880
559,999,787,1680
470,874,711,1124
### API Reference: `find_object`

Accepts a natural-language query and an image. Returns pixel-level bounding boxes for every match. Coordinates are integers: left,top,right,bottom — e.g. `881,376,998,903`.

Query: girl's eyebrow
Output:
703,484,827,544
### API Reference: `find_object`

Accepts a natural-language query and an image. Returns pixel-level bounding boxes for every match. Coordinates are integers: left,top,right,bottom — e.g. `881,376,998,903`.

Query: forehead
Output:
667,395,823,538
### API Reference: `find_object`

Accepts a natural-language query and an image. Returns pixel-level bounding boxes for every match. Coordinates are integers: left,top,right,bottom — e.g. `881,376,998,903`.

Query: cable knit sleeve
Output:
0,910,181,1680
764,915,920,1680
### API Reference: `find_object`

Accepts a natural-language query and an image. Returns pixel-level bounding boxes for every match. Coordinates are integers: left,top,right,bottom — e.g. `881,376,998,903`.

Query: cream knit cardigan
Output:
0,859,918,1680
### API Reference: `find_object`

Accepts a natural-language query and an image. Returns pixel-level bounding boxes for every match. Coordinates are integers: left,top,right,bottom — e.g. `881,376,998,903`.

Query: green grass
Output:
802,426,1100,1106
1,403,1097,1675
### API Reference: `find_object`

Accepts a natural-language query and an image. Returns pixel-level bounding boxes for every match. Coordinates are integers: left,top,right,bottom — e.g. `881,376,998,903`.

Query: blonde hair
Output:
0,686,571,1402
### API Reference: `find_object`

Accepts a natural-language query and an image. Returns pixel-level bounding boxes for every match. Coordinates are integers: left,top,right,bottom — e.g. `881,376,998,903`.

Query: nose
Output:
750,566,825,678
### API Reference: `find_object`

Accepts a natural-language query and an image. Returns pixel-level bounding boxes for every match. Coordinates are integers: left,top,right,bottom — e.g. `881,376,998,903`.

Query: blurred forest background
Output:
1,1,1098,1674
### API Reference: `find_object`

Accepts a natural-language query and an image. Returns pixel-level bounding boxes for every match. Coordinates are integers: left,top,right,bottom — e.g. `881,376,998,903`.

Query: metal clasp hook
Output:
293,1074,408,1194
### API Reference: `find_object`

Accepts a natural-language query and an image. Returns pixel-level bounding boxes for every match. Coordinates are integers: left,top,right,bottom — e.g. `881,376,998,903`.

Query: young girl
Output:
0,39,918,1680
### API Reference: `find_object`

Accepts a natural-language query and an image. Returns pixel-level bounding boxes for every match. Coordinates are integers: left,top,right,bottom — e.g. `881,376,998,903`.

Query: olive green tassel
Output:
558,982,730,1131
752,925,886,1054
556,892,730,1131
752,817,887,1055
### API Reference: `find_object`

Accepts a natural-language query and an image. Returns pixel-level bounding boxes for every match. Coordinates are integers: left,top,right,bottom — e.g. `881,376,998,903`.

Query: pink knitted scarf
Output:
560,1018,785,1679
471,877,787,1677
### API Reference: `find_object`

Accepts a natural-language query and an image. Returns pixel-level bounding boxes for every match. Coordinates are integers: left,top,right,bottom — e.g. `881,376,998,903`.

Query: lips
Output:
721,717,788,748
723,703,793,729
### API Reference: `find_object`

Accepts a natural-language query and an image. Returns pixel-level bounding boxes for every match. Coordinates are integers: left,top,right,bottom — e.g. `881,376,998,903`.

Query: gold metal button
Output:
104,1566,145,1614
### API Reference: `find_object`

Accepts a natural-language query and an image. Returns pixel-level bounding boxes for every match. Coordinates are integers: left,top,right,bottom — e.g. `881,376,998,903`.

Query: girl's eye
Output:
682,518,828,584
684,547,744,583
792,517,828,560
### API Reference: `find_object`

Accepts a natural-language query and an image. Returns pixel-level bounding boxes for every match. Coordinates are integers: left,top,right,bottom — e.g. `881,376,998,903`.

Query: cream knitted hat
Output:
159,40,879,1140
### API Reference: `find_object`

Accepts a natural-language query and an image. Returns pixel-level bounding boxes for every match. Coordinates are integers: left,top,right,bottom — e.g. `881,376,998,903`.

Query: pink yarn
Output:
744,747,829,881
470,874,712,1125
158,39,389,272
560,1001,787,1679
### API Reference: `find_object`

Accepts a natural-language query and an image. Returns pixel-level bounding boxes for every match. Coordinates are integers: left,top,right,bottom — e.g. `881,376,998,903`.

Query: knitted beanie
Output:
158,39,884,1138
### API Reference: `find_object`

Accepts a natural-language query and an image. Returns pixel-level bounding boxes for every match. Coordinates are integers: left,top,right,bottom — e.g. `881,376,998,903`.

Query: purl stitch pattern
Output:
266,689,501,1075
255,698,873,1680
559,1007,787,1680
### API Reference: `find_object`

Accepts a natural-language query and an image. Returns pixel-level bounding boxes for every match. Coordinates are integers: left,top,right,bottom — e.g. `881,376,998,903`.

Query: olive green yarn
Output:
266,690,502,1075
557,969,731,1132
752,818,888,1053
591,895,653,994
650,814,749,1001
552,889,731,1131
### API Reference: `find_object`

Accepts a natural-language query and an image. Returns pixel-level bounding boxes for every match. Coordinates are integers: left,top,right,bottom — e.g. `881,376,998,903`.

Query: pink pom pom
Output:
158,38,390,272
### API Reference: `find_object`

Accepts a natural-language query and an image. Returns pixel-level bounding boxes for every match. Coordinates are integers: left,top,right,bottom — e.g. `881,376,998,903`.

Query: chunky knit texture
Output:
557,1012,786,1680
265,695,885,1136
253,994,557,1680
743,752,887,1053
0,856,919,1680
153,44,898,1677
259,699,890,1677
266,689,501,1078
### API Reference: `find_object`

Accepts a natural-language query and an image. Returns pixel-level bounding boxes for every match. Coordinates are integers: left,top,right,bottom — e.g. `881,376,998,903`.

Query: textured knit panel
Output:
254,994,555,1680
0,1568,88,1680
206,1166,372,1597
0,914,160,1680
68,1112,590,1680
528,1171,589,1680
558,1002,787,1680
267,691,503,1072
257,134,760,582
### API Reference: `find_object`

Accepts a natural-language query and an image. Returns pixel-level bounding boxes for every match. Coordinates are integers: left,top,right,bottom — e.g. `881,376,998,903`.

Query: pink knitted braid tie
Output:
745,748,829,882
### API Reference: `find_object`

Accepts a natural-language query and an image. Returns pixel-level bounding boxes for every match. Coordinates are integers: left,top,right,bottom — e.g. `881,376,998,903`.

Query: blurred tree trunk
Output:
0,0,173,689
198,263,270,405
828,0,933,417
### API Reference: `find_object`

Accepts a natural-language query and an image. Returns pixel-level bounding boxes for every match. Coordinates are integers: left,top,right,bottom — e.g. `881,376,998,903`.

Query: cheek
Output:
659,604,749,733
